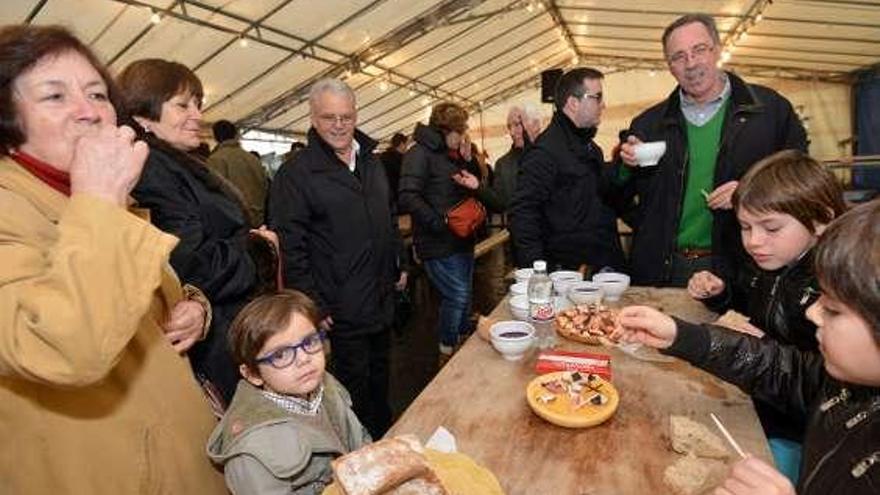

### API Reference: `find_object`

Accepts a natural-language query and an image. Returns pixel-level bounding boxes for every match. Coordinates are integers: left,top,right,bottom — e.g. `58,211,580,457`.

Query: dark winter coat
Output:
509,112,625,271
616,72,807,285
398,123,482,261
132,137,257,402
666,321,880,494
267,128,401,335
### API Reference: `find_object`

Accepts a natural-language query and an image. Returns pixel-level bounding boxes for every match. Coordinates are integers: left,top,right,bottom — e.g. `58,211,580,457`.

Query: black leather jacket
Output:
704,250,820,352
667,322,880,494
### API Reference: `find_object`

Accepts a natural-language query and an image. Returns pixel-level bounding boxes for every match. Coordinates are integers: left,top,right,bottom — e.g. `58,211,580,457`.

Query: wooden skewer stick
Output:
710,412,748,459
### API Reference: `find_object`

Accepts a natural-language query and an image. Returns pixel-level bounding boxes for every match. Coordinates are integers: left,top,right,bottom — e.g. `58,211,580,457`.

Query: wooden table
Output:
388,287,772,495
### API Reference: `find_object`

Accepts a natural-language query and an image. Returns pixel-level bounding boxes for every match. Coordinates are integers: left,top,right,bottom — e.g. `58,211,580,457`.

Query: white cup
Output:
633,141,667,166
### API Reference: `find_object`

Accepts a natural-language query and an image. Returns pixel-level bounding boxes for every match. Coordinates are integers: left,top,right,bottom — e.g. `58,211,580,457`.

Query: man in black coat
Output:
378,132,408,208
616,14,807,286
267,78,405,438
510,67,625,273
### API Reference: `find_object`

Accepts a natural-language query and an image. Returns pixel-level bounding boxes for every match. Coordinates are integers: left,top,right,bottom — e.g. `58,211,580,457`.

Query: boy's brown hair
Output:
228,290,321,372
814,199,880,340
733,149,847,233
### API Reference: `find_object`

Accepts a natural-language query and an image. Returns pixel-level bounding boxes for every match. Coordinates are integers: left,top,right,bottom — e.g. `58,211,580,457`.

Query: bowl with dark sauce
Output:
489,321,536,361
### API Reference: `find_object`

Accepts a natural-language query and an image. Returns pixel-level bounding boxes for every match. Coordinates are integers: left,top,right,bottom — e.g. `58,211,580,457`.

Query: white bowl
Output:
634,141,666,166
489,321,536,361
514,268,533,284
509,281,528,297
508,294,530,320
592,272,631,302
567,281,604,305
549,270,583,295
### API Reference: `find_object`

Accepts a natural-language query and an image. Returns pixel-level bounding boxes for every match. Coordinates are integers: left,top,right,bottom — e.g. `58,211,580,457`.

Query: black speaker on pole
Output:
540,69,564,103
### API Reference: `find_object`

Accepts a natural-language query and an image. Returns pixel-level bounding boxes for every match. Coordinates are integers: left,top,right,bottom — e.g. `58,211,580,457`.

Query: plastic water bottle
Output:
528,260,556,349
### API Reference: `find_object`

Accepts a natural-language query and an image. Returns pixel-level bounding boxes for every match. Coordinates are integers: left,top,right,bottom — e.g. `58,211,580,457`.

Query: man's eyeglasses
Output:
255,330,327,369
317,114,355,126
668,43,715,65
578,92,603,103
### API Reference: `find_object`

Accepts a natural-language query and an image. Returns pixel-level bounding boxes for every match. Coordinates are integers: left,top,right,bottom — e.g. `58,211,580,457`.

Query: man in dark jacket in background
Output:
378,132,408,207
616,14,807,287
207,119,269,226
510,67,625,273
489,103,544,216
266,78,405,438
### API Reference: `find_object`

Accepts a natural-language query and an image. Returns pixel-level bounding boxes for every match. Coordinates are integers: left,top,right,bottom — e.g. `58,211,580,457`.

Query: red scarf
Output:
10,150,71,196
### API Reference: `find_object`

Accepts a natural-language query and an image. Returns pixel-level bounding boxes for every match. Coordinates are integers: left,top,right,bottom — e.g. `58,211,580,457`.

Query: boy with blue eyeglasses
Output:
207,290,370,495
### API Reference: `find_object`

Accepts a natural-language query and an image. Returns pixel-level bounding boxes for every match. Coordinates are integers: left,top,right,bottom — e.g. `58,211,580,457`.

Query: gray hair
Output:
661,14,721,55
521,102,543,126
308,78,356,111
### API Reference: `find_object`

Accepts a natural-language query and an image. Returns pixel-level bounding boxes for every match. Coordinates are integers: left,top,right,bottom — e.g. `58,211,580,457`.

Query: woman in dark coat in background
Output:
117,59,277,404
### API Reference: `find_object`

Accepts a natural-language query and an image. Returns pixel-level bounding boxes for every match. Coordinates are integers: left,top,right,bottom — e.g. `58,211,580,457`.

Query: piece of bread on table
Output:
387,470,449,495
715,310,750,327
331,436,430,495
669,416,730,459
714,310,765,338
663,453,727,495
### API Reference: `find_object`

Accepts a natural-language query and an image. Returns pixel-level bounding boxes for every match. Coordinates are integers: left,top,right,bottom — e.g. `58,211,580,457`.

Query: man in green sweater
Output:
616,13,807,286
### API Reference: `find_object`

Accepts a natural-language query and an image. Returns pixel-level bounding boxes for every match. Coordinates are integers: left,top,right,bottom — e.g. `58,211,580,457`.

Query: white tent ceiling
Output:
4,0,879,143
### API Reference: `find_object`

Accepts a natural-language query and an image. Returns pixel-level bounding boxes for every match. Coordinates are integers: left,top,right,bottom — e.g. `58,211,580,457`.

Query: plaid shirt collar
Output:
261,384,324,416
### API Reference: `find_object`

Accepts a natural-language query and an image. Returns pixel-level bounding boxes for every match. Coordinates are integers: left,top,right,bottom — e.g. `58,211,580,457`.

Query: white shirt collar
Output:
346,139,360,173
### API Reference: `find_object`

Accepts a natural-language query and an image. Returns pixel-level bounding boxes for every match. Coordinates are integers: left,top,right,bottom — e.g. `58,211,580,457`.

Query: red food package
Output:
535,349,612,380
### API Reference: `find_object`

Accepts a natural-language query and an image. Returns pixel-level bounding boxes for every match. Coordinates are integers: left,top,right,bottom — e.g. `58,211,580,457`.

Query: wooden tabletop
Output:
387,287,772,495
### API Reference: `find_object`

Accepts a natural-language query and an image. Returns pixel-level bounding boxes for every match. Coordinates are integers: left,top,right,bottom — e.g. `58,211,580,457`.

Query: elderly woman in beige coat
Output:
0,25,226,493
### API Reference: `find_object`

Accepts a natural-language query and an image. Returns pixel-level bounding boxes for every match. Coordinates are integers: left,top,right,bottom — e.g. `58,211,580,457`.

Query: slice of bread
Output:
331,437,430,495
715,310,750,327
669,415,730,459
388,470,449,495
663,453,727,495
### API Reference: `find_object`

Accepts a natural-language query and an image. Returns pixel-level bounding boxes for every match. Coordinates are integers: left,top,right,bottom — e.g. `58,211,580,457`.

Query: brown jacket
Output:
0,157,227,494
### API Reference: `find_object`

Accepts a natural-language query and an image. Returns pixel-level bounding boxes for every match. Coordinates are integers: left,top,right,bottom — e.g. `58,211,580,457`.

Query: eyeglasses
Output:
255,330,327,369
317,114,355,126
668,43,715,65
578,92,603,103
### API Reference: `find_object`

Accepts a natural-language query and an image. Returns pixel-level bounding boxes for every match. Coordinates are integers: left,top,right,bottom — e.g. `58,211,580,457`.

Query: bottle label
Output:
531,303,554,321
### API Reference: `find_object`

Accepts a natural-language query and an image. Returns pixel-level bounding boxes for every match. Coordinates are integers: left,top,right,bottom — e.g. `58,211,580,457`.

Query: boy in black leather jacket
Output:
686,150,848,457
616,199,880,494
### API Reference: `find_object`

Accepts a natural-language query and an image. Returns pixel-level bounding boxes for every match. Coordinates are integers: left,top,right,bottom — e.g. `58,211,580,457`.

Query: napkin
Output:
425,426,457,453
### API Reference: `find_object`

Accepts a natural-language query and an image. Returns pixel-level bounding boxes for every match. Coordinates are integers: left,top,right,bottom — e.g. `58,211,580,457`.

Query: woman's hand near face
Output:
69,124,148,206
613,305,678,349
163,300,206,353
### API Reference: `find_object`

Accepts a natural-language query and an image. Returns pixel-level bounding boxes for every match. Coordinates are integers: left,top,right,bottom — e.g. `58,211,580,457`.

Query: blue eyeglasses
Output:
256,330,327,369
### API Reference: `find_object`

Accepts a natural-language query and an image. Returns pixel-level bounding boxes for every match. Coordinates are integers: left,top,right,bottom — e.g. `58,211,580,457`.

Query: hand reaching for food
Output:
688,271,725,300
615,306,678,349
